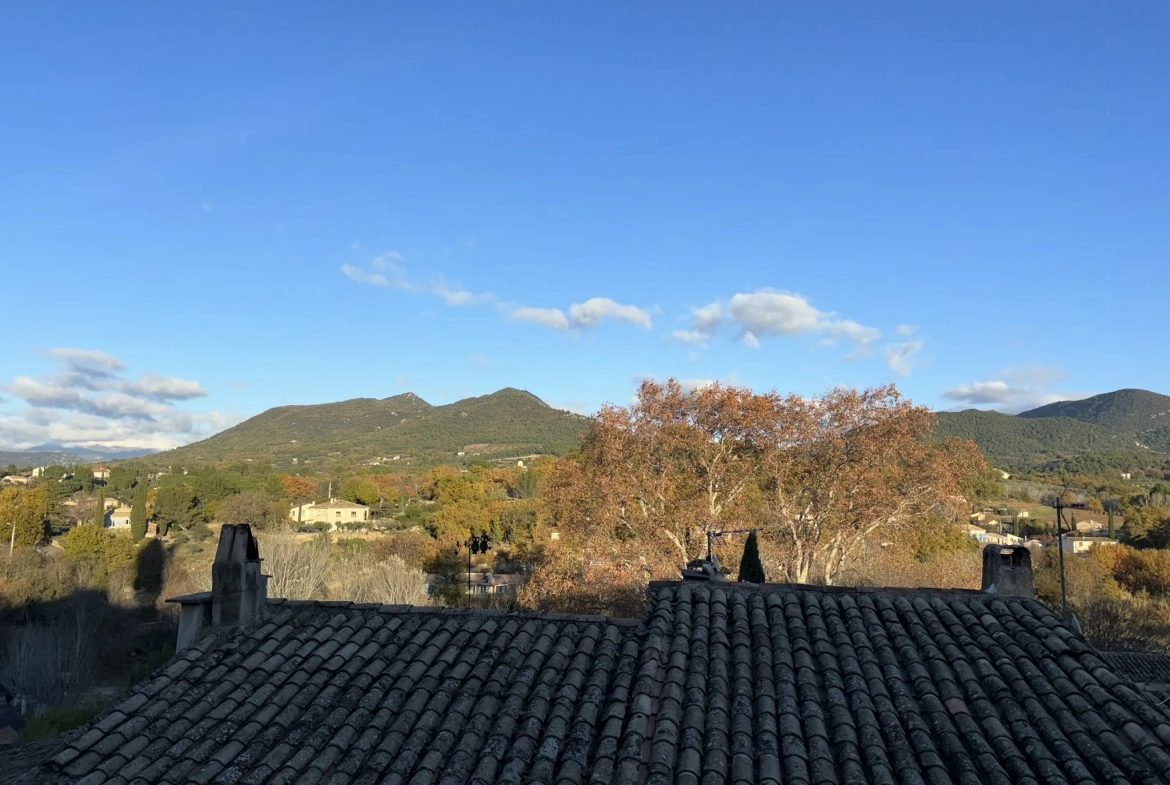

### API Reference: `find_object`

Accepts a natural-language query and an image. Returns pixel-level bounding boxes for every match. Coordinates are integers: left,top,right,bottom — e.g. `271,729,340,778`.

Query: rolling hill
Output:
155,388,589,467
936,388,1170,470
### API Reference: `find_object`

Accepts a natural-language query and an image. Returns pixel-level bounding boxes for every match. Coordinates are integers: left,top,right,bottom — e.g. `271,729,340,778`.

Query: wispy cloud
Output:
510,297,653,332
510,306,571,330
340,248,490,306
885,341,924,377
942,365,1084,413
472,354,490,368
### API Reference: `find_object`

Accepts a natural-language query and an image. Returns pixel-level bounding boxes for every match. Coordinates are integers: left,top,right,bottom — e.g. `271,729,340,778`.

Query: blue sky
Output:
2,3,1169,450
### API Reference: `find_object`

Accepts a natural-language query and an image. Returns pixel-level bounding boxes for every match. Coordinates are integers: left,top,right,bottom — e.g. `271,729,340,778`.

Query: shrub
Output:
329,554,429,605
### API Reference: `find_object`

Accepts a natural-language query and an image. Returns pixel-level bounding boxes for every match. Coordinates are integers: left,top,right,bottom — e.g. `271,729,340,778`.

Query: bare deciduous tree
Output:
0,599,103,712
330,554,429,605
258,532,334,600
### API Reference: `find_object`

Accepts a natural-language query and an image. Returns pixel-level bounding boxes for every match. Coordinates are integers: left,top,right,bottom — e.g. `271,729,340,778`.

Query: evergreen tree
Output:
93,490,106,527
1108,509,1115,540
130,478,148,541
737,530,766,583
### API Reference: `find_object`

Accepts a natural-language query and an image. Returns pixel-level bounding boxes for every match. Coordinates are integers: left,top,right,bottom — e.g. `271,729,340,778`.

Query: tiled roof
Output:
312,500,368,510
1101,651,1170,686
39,582,1170,785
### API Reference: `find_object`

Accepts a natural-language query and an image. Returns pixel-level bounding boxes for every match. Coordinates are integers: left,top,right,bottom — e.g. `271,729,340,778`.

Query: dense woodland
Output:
2,380,1170,741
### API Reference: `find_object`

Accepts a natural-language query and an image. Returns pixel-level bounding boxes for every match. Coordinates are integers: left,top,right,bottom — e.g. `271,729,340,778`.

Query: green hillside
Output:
157,388,588,467
934,409,1135,469
1018,389,1170,451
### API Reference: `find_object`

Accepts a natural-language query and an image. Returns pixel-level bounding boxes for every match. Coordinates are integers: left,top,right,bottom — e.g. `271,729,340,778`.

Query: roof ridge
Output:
263,597,644,627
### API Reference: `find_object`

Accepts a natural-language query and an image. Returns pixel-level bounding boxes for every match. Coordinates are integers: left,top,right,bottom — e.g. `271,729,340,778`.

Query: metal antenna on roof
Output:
1054,485,1070,619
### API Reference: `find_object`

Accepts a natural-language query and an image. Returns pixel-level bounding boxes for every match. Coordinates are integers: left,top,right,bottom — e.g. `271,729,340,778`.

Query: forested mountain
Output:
936,388,1170,470
154,388,588,467
1017,389,1170,451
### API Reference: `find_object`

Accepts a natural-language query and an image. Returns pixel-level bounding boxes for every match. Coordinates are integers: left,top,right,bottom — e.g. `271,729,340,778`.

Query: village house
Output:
287,498,370,529
107,507,132,529
426,571,527,597
1061,535,1120,554
1074,518,1108,535
19,528,1170,785
91,467,111,481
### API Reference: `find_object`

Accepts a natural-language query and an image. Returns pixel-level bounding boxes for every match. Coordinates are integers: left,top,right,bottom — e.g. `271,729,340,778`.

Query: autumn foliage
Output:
526,379,985,608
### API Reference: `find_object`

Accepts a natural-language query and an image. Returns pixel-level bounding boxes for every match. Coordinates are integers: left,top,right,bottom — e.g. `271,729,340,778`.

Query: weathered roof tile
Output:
30,583,1170,785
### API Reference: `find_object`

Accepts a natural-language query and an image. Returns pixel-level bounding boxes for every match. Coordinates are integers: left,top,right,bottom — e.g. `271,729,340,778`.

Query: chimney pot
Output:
981,544,1033,597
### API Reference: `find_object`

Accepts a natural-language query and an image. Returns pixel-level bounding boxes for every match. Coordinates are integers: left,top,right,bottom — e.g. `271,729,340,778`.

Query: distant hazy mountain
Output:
0,445,157,469
154,388,589,466
936,388,1170,469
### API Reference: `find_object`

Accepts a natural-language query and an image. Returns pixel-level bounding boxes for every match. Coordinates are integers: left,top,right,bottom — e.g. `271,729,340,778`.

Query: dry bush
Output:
519,560,648,618
257,532,334,600
159,549,215,606
1075,594,1170,654
328,554,429,605
0,597,104,711
370,529,437,571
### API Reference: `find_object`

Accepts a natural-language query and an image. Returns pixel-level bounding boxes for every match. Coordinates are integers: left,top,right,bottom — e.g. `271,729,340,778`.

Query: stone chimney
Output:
167,524,269,650
980,544,1033,597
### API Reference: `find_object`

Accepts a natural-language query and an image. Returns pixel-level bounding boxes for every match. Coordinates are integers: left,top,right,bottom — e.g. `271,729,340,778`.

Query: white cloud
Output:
509,297,652,332
567,298,653,330
46,348,125,374
510,307,570,331
0,351,229,451
897,324,917,337
885,340,924,377
670,304,723,347
341,264,390,287
942,367,1086,414
674,291,882,356
671,329,709,345
122,373,207,401
728,291,881,354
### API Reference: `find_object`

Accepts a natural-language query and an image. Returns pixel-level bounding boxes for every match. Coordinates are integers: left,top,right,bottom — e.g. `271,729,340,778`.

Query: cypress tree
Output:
1108,509,1115,540
93,490,106,527
738,530,766,583
130,479,148,541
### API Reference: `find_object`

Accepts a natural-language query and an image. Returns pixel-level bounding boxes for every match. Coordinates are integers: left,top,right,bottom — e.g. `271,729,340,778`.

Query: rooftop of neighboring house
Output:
13,533,1170,785
309,499,369,510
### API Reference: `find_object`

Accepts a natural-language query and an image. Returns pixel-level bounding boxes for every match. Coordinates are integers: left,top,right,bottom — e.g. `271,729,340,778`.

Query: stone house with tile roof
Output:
18,528,1170,784
289,499,370,530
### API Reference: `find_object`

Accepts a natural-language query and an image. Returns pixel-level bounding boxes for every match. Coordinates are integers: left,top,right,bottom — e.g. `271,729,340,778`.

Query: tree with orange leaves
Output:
281,475,316,503
757,385,984,584
543,379,787,575
536,380,985,596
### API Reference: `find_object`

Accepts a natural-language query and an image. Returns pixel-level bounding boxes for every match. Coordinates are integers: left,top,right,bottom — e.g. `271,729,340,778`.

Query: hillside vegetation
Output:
156,388,588,467
935,388,1170,470
1018,388,1170,451
934,409,1132,468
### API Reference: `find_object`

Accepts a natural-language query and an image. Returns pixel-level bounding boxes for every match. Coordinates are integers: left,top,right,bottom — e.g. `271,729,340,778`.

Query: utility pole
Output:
1055,491,1069,619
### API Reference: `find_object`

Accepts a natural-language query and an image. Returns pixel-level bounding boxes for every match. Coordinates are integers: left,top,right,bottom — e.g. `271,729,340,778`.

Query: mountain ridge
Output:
154,387,588,467
936,387,1170,469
